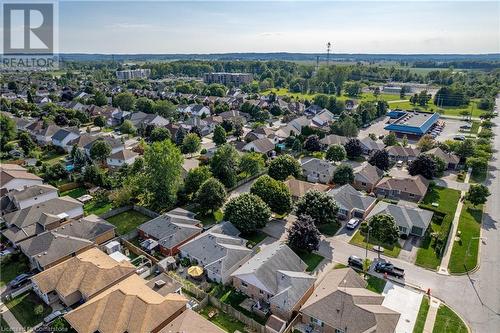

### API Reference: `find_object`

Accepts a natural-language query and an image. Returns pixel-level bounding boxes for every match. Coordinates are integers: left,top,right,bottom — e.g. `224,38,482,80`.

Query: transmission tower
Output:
326,42,332,65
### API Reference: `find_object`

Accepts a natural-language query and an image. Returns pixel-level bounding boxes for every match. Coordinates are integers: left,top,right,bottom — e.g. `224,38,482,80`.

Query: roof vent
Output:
155,280,166,287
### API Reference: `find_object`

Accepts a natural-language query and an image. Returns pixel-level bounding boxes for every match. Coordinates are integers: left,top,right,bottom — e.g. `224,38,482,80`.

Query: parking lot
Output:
432,118,472,142
358,116,389,139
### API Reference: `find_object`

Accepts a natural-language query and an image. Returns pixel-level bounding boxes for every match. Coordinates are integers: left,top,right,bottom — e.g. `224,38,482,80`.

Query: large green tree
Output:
466,184,490,206
268,154,301,181
326,144,347,163
210,144,240,188
0,114,16,151
295,190,339,226
196,178,227,213
184,166,212,196
250,175,292,215
90,140,112,162
224,193,271,233
113,92,135,110
332,164,354,185
369,214,400,252
213,125,227,146
182,133,201,156
240,152,265,176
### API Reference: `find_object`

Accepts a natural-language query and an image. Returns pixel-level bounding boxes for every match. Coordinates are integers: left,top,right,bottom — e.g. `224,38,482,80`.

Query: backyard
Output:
295,250,325,272
416,186,461,270
196,209,224,227
432,304,468,333
216,287,268,325
349,229,402,258
5,292,52,328
448,203,483,273
106,210,151,235
83,197,114,216
60,186,87,199
413,296,430,333
0,254,30,287
200,305,248,333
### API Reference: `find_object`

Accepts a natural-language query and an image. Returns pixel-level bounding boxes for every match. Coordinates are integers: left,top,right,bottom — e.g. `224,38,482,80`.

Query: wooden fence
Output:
122,239,159,264
58,182,81,192
208,295,266,333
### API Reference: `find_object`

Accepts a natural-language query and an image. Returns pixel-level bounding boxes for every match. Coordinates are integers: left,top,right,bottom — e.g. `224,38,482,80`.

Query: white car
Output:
346,218,360,230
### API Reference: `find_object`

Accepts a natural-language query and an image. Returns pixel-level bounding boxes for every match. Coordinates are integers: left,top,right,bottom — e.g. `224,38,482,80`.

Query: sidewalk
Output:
423,296,441,333
437,168,471,275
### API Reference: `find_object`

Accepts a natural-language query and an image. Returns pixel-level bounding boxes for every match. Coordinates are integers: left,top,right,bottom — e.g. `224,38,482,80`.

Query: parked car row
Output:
347,255,405,279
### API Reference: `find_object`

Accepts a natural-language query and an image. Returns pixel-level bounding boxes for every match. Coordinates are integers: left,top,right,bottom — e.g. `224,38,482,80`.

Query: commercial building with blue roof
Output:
384,111,440,139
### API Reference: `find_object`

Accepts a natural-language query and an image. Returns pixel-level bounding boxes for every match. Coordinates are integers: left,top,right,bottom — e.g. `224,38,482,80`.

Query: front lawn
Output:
60,186,86,199
0,254,30,287
365,275,387,294
295,250,324,272
106,210,151,235
242,231,267,247
200,305,248,333
5,292,52,328
318,222,341,236
432,304,468,333
413,296,430,333
349,230,401,258
416,187,461,270
448,203,483,273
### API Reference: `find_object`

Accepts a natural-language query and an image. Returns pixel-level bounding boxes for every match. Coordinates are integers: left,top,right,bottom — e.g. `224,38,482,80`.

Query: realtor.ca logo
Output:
1,1,59,69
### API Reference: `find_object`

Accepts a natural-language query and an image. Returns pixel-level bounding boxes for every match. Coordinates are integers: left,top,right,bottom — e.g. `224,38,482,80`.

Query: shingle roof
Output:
353,162,384,185
376,175,429,196
425,147,460,165
320,134,349,146
158,309,225,333
327,184,376,212
8,184,57,201
301,158,336,177
244,137,275,153
0,167,43,187
108,149,138,161
366,201,433,231
269,270,315,313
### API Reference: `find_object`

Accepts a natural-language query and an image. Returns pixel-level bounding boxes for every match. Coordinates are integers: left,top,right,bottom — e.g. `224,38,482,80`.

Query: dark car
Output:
8,273,33,289
374,261,405,278
348,255,363,270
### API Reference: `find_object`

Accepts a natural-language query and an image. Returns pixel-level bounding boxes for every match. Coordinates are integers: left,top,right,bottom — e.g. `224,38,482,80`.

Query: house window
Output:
399,226,407,233
241,281,248,288
361,182,367,186
409,193,415,197
259,290,264,295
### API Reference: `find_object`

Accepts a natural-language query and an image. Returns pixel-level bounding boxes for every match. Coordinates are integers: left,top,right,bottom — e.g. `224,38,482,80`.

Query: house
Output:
231,243,315,320
243,137,275,155
352,162,385,192
178,104,211,117
106,149,139,168
137,208,202,256
29,123,61,145
304,104,326,116
158,309,225,333
0,164,43,195
284,178,329,201
425,147,460,170
181,158,200,178
299,268,400,333
68,133,100,153
301,158,336,184
87,136,124,156
319,134,348,147
219,110,249,124
366,201,434,237
51,127,80,152
129,111,169,130
275,116,309,140
311,109,335,128
31,247,136,306
0,184,58,214
386,146,421,163
184,116,214,136
2,196,84,244
359,137,385,155
374,175,429,202
179,222,252,284
64,274,187,333
245,127,278,143
326,184,377,220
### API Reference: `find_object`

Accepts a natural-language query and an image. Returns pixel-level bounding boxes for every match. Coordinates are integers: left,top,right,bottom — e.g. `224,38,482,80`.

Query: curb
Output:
437,299,473,333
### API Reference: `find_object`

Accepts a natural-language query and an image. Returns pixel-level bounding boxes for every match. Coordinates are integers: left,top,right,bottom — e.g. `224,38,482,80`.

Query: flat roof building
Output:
384,111,439,138
203,72,253,86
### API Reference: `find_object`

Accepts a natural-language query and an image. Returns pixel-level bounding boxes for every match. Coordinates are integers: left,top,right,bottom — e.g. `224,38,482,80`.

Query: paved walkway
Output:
423,296,441,333
0,302,25,333
437,168,471,275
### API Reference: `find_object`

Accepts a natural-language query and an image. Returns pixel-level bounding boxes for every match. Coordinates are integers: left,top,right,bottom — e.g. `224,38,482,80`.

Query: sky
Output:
56,1,500,54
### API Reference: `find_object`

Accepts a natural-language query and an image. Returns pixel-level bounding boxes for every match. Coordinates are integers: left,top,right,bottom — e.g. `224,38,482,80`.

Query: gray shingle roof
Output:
353,162,384,185
366,201,433,231
327,184,376,212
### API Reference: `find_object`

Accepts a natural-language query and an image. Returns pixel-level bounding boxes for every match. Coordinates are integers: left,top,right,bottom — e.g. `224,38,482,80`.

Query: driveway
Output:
434,178,470,192
398,236,420,264
382,282,423,333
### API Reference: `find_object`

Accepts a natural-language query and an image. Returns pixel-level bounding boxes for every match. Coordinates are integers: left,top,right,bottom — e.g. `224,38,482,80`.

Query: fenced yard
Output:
106,210,151,235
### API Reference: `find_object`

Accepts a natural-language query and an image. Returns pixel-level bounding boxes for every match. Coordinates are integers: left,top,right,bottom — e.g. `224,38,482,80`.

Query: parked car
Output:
460,124,472,129
43,309,68,324
396,160,404,168
374,261,405,278
0,248,13,257
346,218,360,230
8,273,33,289
348,255,363,270
453,135,466,141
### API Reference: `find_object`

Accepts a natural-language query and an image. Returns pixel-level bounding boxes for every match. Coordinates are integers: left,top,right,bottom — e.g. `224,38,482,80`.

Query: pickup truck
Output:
374,262,405,278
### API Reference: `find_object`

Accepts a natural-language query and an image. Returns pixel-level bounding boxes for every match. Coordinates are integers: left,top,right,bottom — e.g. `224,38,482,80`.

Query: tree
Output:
213,125,227,146
83,163,109,187
182,133,201,156
467,157,488,177
93,91,107,106
344,138,363,159
326,144,346,163
195,178,227,213
175,127,187,146
224,193,271,233
250,175,292,215
175,153,205,188
330,115,358,137
383,132,398,146
135,97,155,113
417,134,435,152
466,184,490,206
295,190,339,226
368,149,390,170
150,127,171,142
210,144,240,188
18,132,35,155
72,146,87,172
120,120,136,135
233,121,244,140
90,140,111,162
113,92,135,110
408,154,437,179
401,135,409,148
44,163,68,182
268,154,301,181
240,152,265,176
142,140,183,210
332,164,354,185
456,139,475,159
303,135,321,152
369,214,399,254
93,116,106,128
0,114,16,151
287,214,321,252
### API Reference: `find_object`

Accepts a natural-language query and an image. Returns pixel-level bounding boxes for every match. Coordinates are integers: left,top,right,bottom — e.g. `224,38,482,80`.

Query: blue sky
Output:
58,1,500,54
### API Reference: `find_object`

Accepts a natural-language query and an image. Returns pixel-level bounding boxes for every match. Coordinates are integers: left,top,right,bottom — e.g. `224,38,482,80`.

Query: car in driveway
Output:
346,218,360,230
8,273,33,289
375,261,405,278
348,255,363,270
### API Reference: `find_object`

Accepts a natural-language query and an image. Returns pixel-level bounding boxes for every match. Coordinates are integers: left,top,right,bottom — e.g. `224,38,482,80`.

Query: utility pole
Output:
326,42,331,66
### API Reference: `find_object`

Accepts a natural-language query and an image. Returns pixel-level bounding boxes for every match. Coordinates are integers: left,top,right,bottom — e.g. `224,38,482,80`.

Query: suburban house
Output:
284,178,329,201
85,136,125,157
366,201,434,237
0,184,58,215
31,247,136,306
243,137,275,155
320,134,348,147
352,162,385,192
106,149,139,168
311,109,335,128
299,268,400,333
359,137,385,155
181,158,200,178
219,110,250,124
326,184,377,220
137,208,202,256
51,127,81,151
245,127,278,144
304,104,327,116
374,175,429,202
424,147,460,170
29,123,61,145
231,243,315,320
301,158,336,184
129,111,169,130
158,309,225,333
0,164,43,195
64,274,188,333
178,104,211,117
275,116,309,140
386,146,421,163
2,196,84,244
179,222,252,284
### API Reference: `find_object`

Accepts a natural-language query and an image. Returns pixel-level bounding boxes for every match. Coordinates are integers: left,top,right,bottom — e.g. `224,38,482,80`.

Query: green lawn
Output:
196,209,224,227
295,250,325,272
387,100,485,118
242,231,267,247
5,292,52,328
448,203,483,273
334,263,348,269
84,199,113,216
0,254,30,287
349,230,401,258
413,296,430,333
218,288,267,324
318,222,341,236
200,305,248,333
60,187,87,199
41,151,66,165
106,210,151,235
0,316,13,333
416,187,461,270
365,275,387,294
432,304,468,333
470,121,480,134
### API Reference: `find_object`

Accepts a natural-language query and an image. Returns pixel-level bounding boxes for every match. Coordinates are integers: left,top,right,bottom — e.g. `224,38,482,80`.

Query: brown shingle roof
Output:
158,309,225,333
284,178,329,198
376,175,429,196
